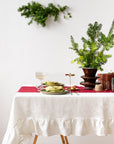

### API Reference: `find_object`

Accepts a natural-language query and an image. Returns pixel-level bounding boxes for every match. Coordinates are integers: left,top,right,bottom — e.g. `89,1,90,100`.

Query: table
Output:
2,86,114,144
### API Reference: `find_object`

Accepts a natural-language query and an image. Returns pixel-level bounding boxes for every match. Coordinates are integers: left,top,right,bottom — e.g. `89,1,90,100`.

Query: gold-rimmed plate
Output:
40,89,69,95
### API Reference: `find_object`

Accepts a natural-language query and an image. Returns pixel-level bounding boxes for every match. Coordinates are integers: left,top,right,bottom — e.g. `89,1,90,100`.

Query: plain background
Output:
0,0,114,143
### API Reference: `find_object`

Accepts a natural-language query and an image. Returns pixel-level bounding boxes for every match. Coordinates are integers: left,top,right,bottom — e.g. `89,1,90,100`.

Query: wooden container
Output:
97,73,114,90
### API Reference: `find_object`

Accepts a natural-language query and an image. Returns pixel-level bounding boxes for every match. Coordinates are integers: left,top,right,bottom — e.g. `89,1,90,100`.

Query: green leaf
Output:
71,59,76,63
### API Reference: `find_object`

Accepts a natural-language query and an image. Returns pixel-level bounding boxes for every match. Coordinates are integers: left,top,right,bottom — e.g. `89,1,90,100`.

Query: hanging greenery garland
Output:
18,1,72,27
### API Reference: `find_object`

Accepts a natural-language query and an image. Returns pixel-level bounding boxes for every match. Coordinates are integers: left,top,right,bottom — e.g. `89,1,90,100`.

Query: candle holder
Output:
65,73,75,93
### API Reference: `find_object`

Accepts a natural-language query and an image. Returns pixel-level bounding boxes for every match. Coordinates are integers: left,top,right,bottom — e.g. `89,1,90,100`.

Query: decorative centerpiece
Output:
69,20,114,89
18,1,72,27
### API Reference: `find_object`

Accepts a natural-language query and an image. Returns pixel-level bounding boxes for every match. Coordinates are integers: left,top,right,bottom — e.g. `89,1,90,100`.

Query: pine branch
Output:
108,20,114,37
18,2,72,27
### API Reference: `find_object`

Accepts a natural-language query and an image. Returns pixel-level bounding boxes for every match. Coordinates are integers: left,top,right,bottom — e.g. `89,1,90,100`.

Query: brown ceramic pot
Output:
80,68,99,90
82,68,97,77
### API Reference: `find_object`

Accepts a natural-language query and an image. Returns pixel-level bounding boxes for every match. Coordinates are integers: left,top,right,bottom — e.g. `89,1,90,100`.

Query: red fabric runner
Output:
18,86,40,92
18,86,113,93
72,86,113,93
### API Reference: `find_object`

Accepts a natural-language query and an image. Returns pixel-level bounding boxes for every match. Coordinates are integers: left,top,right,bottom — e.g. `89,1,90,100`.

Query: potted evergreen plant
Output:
69,20,114,89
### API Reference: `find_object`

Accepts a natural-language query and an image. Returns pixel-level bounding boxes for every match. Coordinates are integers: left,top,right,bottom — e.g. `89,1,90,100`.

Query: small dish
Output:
65,87,79,91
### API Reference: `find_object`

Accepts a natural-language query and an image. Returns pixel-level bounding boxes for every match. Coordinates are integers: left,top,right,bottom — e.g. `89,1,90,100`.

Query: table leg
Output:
60,135,65,144
33,135,38,144
64,136,69,144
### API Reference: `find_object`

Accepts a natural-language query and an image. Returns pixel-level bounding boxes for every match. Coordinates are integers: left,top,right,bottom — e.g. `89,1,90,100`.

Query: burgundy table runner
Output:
18,86,113,93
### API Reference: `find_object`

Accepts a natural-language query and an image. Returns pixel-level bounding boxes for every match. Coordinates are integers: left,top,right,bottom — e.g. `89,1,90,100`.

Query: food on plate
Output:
45,86,64,92
43,81,63,86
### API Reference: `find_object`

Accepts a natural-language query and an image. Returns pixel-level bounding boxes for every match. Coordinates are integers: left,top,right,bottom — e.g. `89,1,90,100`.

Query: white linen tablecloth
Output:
2,91,114,144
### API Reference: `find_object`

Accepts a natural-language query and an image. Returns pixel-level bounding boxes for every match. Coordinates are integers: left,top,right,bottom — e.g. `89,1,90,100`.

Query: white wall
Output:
0,0,114,143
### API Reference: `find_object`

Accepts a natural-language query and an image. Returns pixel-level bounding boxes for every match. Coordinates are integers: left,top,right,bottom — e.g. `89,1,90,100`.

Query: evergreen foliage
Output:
69,20,114,71
18,1,72,27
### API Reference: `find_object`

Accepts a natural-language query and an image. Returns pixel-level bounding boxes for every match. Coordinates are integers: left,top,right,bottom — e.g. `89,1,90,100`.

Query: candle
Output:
111,78,114,91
